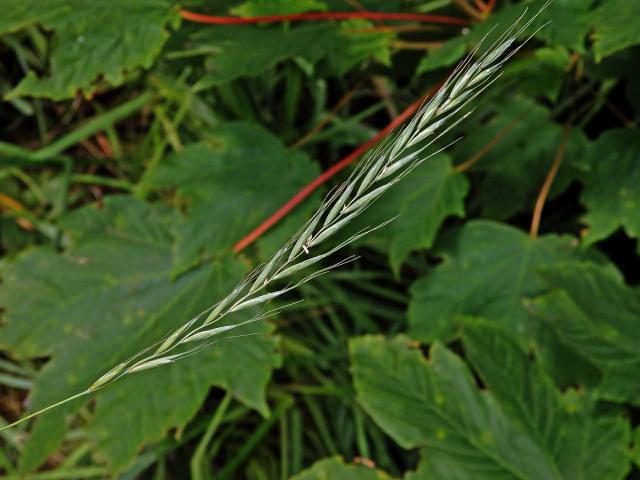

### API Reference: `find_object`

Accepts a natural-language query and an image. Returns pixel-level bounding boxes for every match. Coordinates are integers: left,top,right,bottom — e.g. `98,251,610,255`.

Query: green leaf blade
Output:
532,262,640,405
4,0,175,100
0,196,280,471
581,128,640,244
350,335,565,480
358,154,468,272
407,220,583,343
351,330,631,480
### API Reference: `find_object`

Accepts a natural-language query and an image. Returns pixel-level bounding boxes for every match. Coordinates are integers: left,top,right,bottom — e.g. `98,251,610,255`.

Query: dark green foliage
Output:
350,330,630,479
580,129,640,244
407,221,585,342
1,0,177,100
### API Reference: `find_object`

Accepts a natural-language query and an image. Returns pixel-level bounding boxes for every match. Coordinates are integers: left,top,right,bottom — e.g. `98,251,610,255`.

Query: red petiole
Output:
179,9,469,26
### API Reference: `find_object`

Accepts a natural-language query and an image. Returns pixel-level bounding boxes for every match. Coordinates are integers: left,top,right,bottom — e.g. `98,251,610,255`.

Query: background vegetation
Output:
0,0,639,478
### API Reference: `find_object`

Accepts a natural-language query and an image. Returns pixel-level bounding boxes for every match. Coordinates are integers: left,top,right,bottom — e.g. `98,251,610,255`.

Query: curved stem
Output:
530,120,572,238
179,10,469,26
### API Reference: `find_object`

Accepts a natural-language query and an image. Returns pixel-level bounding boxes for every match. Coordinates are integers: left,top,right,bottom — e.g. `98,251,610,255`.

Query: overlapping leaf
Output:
532,0,595,53
416,4,528,75
320,19,394,77
417,0,640,89
592,0,640,60
580,128,640,244
350,328,631,480
2,0,175,100
407,220,584,342
461,321,630,480
531,262,640,405
0,196,280,471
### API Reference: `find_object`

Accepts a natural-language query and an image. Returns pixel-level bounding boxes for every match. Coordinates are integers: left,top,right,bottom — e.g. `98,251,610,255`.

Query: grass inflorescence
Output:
0,4,548,432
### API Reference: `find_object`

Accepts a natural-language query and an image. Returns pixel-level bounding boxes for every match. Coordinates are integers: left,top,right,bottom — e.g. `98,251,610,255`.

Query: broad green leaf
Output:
462,320,562,442
145,122,320,274
291,456,393,480
408,220,582,342
580,128,640,244
592,0,640,60
0,196,280,472
453,96,590,219
231,0,327,16
190,24,336,90
532,320,601,391
532,0,595,53
350,333,631,480
531,262,640,405
461,321,631,480
2,0,175,100
358,154,468,272
351,335,555,478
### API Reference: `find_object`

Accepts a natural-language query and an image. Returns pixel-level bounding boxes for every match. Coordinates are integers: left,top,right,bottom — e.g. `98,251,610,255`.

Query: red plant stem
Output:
179,9,469,26
473,0,488,12
232,85,441,253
